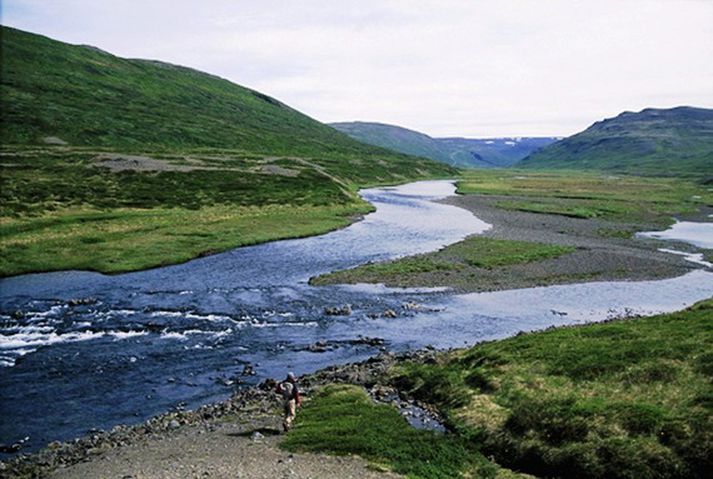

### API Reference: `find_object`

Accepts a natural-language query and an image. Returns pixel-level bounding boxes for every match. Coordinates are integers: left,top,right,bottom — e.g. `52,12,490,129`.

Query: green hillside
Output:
0,27,455,277
330,121,452,164
519,107,713,177
1,26,428,161
331,121,558,168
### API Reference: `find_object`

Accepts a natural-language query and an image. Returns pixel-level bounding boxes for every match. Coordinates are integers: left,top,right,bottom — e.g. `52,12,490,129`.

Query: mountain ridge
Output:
518,106,713,176
330,121,558,168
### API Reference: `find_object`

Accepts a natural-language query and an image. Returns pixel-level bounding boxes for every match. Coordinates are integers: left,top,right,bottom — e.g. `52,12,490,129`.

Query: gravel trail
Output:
47,419,401,479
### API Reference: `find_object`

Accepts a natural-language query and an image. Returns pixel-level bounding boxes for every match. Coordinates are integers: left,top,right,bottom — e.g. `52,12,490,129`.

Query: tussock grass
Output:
392,300,713,478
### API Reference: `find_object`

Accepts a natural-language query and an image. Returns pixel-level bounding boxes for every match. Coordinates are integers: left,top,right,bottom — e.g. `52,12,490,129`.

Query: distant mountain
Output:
329,122,452,163
330,121,558,168
437,137,560,168
518,107,713,177
0,27,454,182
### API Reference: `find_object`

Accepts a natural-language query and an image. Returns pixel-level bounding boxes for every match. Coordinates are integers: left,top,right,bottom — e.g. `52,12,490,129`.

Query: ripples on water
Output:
1,180,712,454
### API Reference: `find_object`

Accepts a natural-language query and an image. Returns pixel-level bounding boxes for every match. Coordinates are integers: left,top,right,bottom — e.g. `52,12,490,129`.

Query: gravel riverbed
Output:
434,194,697,292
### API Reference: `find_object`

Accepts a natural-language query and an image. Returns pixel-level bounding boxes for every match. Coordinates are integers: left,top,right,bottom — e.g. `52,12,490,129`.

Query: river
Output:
1,180,712,455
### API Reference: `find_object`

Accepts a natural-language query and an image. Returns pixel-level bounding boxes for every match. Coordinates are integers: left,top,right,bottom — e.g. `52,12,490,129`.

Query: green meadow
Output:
281,384,526,479
391,300,713,478
457,169,712,227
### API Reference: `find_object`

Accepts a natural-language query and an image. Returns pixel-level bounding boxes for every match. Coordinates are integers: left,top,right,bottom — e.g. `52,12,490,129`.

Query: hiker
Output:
275,372,301,432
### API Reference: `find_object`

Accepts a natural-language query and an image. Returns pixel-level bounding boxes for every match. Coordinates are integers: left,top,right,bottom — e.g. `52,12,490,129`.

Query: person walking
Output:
275,372,301,432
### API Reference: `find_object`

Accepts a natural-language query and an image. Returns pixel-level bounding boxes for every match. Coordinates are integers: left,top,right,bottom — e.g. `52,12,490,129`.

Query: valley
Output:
1,21,712,479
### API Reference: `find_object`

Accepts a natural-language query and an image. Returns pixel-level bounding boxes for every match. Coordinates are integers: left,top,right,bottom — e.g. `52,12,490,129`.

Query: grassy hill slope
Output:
331,121,557,168
519,107,713,177
0,27,455,277
392,299,713,478
1,27,427,161
330,121,453,164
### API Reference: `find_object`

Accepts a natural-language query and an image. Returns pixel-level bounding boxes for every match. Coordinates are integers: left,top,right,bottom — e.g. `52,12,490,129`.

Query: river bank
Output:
0,350,427,478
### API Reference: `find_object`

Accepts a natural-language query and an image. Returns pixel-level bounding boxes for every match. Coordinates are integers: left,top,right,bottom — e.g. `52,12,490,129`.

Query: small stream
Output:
1,180,712,455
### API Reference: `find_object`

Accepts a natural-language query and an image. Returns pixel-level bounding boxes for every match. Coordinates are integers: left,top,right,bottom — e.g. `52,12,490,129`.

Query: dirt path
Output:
48,417,402,479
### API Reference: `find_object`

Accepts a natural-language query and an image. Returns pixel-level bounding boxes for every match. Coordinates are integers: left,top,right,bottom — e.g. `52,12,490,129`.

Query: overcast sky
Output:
4,0,713,137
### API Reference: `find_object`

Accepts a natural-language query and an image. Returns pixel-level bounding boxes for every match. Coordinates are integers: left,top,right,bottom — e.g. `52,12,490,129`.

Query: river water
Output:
1,180,712,454
638,220,713,248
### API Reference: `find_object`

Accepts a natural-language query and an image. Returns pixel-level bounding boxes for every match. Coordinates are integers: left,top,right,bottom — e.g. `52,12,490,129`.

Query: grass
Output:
391,299,713,479
445,237,575,268
311,236,575,287
457,170,712,226
281,384,507,479
0,148,388,276
0,203,371,276
495,199,627,219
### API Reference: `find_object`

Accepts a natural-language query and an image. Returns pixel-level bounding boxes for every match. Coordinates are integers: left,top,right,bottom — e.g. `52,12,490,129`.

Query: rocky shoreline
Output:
0,350,438,478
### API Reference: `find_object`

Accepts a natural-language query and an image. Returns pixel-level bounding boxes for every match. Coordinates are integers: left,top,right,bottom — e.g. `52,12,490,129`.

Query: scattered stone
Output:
42,136,68,145
307,340,338,353
368,309,398,319
401,301,421,310
259,378,277,391
350,336,385,347
1,348,438,477
67,297,97,307
216,377,234,387
369,384,396,400
323,304,352,316
250,431,264,441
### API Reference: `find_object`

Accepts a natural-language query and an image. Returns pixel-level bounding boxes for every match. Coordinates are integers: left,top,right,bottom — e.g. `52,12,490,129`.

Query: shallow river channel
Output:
1,180,712,453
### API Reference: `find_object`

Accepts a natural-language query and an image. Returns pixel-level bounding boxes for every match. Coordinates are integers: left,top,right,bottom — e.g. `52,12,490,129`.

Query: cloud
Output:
4,0,713,136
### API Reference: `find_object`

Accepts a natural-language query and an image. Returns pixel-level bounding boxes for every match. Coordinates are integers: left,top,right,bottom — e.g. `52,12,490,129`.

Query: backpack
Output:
279,381,295,401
